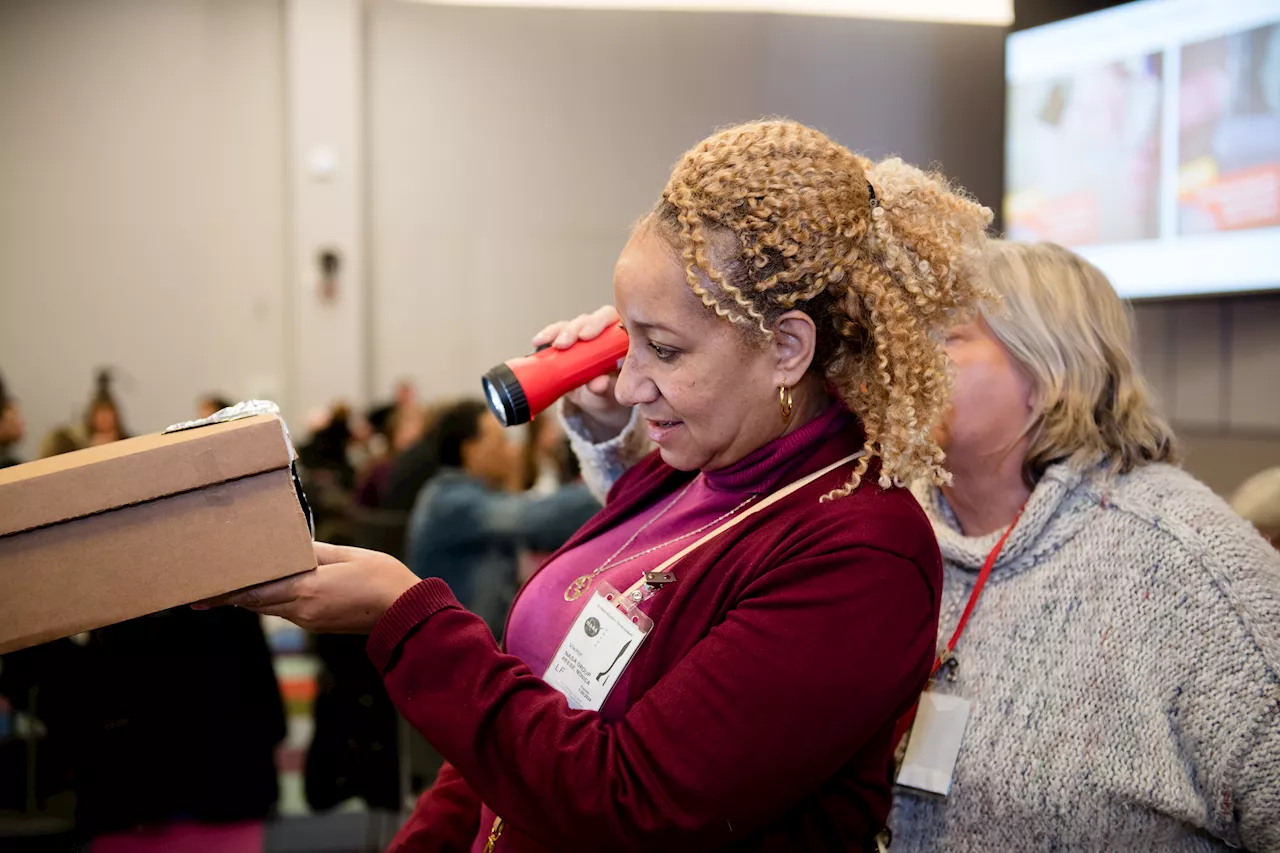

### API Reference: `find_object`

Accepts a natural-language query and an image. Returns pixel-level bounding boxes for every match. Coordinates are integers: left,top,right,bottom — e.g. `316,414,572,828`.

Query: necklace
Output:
563,482,757,602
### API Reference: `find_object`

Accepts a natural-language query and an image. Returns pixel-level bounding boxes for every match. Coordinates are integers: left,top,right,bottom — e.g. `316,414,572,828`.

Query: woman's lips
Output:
645,419,683,443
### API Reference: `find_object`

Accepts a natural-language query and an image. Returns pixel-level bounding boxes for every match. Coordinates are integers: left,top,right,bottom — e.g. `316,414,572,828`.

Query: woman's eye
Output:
649,343,677,361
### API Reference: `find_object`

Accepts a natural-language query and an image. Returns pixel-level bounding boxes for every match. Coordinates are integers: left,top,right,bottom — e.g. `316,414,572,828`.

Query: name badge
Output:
543,582,652,712
896,691,973,796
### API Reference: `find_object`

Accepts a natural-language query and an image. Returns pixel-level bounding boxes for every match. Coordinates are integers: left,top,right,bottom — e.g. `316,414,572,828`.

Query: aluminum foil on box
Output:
164,400,312,537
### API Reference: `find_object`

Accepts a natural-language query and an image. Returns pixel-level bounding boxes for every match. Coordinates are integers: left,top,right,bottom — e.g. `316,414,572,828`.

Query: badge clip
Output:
936,649,960,683
643,570,677,588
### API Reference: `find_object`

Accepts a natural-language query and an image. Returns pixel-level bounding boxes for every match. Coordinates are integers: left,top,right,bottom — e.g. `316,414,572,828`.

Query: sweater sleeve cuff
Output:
366,578,462,674
559,400,651,503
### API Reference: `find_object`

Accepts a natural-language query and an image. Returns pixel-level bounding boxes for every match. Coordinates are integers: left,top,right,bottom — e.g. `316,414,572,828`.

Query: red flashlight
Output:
482,323,629,427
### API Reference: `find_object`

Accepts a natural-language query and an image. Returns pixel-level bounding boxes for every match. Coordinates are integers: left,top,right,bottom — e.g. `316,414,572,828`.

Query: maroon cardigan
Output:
367,422,942,853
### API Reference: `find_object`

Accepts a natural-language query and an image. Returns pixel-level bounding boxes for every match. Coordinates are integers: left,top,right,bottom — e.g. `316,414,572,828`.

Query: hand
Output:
194,542,420,634
532,305,633,440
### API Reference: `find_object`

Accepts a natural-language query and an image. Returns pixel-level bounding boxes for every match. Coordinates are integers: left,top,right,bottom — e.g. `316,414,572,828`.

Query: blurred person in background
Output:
0,374,24,468
38,428,81,458
560,241,1280,852
297,402,357,491
0,399,25,469
387,378,427,468
355,401,398,508
393,400,427,457
394,377,418,416
196,393,233,420
76,604,287,841
296,403,359,543
405,399,599,638
521,415,576,495
307,396,430,818
366,401,398,454
38,369,129,457
206,120,993,852
84,369,129,446
0,637,86,821
516,416,586,584
361,378,423,476
382,404,442,513
355,399,427,511
0,372,81,819
1233,466,1280,549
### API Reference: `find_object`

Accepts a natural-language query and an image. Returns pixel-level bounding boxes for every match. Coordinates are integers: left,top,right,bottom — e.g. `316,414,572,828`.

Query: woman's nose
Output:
613,349,657,407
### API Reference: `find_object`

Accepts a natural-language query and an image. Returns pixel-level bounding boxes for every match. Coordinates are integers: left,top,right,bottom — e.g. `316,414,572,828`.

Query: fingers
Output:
571,305,619,345
192,571,311,610
584,374,615,395
553,314,595,349
314,540,367,566
531,320,567,348
532,305,619,350
241,602,304,621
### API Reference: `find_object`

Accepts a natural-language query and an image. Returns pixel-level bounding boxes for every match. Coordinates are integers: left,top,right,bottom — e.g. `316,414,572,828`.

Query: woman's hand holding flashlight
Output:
532,305,633,441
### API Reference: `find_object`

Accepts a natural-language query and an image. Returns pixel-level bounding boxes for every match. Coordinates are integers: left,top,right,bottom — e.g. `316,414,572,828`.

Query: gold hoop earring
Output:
779,384,794,424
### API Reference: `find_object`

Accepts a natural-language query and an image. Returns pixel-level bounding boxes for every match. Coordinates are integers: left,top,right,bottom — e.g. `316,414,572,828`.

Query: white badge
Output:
543,582,652,712
895,691,973,797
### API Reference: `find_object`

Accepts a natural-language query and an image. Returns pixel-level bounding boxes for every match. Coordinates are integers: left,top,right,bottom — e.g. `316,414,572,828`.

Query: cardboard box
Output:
0,413,316,654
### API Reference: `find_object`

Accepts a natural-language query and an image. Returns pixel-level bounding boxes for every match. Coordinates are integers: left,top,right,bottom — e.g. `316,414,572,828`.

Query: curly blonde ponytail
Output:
650,120,992,494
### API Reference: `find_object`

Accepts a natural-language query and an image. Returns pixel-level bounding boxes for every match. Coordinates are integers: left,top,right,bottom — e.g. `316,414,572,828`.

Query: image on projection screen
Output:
1178,22,1280,235
1005,0,1280,298
1005,56,1163,246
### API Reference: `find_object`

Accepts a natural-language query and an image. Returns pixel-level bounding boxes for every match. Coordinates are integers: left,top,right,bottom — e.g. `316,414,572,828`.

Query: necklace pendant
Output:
564,575,593,602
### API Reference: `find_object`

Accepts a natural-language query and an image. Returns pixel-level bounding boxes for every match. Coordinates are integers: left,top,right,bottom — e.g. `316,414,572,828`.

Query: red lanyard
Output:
893,505,1024,752
929,504,1025,678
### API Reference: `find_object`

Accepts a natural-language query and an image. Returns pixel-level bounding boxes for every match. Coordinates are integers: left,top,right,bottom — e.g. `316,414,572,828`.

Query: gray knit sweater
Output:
563,404,1280,852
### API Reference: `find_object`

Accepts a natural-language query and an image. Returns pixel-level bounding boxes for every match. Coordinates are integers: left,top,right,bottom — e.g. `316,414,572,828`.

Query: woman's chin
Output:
656,445,702,472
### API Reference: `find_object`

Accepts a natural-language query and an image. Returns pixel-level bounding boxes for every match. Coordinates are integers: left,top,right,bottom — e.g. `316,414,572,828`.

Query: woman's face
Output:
611,227,798,472
936,316,1035,468
92,404,119,436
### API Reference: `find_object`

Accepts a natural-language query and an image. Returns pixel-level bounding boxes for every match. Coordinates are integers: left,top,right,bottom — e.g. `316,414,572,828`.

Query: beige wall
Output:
286,0,367,422
1132,295,1280,500
364,2,1006,401
1177,429,1280,503
0,0,287,456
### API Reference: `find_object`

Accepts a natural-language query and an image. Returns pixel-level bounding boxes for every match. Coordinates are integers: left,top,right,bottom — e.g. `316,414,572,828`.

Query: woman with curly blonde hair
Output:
208,120,991,851
563,240,1280,851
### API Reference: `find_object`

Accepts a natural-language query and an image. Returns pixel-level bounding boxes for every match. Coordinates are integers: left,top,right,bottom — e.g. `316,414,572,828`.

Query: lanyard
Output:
929,503,1025,678
892,504,1024,752
619,450,866,604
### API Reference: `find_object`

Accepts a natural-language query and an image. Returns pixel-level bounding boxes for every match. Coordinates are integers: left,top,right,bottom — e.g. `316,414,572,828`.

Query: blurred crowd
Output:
0,369,600,843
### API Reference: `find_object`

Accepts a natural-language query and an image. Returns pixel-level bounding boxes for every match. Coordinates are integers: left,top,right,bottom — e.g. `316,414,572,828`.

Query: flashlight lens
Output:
481,362,529,427
483,378,509,427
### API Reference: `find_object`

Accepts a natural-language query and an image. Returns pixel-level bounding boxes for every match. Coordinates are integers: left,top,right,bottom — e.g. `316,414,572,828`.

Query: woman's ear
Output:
773,311,818,386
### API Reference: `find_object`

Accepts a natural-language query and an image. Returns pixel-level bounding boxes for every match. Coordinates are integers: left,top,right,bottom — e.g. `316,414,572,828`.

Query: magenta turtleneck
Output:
503,401,853,719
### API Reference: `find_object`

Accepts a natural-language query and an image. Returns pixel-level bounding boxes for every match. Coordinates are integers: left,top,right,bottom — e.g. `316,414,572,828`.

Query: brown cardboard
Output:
0,414,316,653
